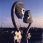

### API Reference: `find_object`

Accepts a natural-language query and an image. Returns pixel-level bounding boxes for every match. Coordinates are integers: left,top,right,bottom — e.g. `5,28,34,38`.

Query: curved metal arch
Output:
11,1,20,31
11,1,24,31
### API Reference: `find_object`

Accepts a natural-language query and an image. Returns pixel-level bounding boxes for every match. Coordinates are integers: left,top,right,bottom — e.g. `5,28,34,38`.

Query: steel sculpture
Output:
11,1,33,43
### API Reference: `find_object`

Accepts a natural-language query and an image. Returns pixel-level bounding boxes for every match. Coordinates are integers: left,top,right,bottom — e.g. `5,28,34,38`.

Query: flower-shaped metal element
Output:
14,31,22,42
27,33,31,39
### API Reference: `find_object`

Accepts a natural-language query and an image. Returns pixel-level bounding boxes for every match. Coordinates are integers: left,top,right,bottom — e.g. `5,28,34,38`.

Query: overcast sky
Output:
0,0,43,28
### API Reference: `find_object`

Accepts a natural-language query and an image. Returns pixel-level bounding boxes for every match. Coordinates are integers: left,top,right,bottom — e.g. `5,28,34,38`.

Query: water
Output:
0,30,43,43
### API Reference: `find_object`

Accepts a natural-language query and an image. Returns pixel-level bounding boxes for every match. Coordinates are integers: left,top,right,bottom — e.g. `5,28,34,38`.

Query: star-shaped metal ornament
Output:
27,33,31,39
14,31,22,42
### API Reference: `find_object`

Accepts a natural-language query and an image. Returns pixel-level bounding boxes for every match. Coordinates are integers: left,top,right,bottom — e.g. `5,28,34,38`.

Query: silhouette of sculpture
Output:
11,1,33,43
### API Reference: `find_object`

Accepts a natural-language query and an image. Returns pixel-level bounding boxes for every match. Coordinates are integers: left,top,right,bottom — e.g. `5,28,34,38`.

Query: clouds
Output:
0,18,14,28
0,17,43,28
31,17,43,28
0,21,1,27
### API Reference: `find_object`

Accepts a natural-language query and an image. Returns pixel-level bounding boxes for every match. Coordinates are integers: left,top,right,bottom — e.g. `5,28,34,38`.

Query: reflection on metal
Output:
27,33,31,39
23,10,33,23
14,31,22,42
